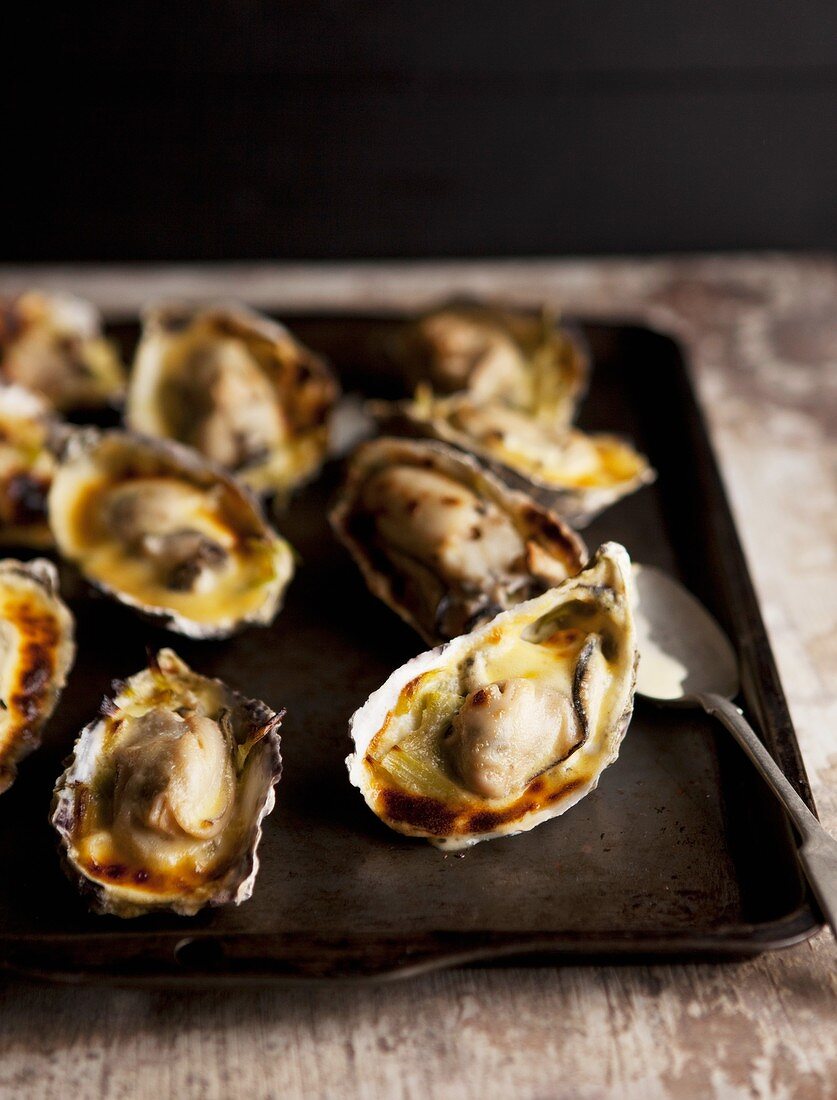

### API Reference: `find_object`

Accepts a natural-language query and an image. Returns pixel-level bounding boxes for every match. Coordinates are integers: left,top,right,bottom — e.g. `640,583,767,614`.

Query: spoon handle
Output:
698,692,837,937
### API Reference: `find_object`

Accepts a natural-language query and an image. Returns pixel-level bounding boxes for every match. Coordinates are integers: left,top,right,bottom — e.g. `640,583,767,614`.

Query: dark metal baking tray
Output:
0,313,822,985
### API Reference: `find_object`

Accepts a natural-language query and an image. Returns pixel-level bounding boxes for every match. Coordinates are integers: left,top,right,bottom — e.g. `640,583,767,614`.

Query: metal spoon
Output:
633,563,836,937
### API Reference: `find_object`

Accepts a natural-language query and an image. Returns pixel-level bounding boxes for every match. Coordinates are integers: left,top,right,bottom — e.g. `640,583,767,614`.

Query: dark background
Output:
9,2,837,261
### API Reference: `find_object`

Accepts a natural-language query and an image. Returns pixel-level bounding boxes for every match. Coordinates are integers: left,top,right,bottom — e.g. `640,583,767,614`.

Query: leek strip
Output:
378,743,464,801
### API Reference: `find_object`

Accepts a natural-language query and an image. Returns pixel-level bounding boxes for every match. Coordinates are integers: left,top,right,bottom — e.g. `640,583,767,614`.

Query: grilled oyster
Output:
48,429,294,638
51,648,282,917
348,542,636,849
387,392,655,527
126,302,339,498
0,558,75,794
331,437,586,644
396,303,587,424
0,291,125,412
0,384,62,548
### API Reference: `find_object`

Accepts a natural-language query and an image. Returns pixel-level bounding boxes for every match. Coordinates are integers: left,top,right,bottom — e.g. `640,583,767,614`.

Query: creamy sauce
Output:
66,476,282,625
480,625,579,692
414,395,644,489
634,646,689,700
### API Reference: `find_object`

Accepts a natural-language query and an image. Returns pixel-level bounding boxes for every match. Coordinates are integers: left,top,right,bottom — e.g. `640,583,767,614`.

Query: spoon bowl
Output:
633,564,738,702
632,562,836,938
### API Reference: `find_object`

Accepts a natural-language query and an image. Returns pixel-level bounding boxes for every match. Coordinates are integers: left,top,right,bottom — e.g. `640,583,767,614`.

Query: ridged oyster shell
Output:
48,428,295,639
126,302,339,498
0,558,75,794
51,648,283,917
348,542,637,849
331,436,586,645
0,291,125,411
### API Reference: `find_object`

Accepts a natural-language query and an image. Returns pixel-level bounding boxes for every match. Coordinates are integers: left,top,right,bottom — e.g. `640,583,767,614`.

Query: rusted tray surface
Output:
0,314,821,984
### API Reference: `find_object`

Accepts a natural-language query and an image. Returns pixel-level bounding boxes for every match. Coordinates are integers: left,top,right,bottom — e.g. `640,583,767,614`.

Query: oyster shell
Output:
348,542,637,849
395,303,588,424
384,392,655,527
0,558,75,794
48,429,295,639
0,384,61,548
331,437,586,645
0,291,125,411
51,648,282,917
126,302,340,498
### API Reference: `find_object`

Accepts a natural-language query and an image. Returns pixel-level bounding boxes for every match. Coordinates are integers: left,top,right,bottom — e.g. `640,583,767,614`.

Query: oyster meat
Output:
48,429,295,638
396,302,588,423
388,392,655,527
126,302,339,498
348,542,637,849
0,558,75,794
0,291,125,411
51,648,282,916
331,437,586,644
0,384,61,548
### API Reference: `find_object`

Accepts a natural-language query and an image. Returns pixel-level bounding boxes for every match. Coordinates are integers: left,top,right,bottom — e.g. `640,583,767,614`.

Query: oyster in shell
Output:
0,291,125,412
0,384,62,548
48,429,294,639
348,542,636,849
386,392,655,527
126,302,339,498
331,437,586,644
396,303,588,424
51,648,282,917
0,558,75,794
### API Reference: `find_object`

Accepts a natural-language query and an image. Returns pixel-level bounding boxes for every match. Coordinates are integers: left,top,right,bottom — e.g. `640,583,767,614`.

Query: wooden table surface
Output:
0,256,834,1100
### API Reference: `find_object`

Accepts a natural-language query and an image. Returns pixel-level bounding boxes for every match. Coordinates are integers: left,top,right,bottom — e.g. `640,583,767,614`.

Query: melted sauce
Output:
634,647,689,700
471,428,643,489
67,476,281,625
